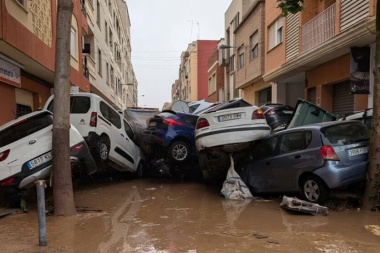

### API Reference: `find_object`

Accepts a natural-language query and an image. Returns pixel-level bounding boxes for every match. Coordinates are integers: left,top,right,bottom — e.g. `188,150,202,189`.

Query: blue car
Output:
239,120,370,203
143,110,198,165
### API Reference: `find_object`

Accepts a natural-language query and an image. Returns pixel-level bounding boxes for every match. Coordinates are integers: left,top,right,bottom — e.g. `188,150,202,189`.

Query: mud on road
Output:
0,177,380,253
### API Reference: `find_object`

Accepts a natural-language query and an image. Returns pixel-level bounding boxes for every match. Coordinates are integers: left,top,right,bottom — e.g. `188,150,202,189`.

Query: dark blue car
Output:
143,110,198,165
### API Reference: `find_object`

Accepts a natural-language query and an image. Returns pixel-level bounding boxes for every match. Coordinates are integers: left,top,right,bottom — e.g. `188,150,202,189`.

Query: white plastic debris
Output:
221,155,253,200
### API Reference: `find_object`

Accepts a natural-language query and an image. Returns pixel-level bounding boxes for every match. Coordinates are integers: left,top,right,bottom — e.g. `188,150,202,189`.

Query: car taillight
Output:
321,145,339,161
197,118,210,129
252,109,265,119
90,112,97,127
71,143,84,152
1,177,15,186
266,109,275,115
0,149,10,162
163,118,184,127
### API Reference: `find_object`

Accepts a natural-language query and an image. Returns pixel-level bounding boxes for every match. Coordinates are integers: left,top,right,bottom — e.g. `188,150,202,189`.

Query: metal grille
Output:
16,104,32,117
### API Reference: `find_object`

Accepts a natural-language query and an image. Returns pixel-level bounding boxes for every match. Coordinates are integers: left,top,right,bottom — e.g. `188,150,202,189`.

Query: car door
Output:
272,131,315,191
242,136,279,193
121,119,140,170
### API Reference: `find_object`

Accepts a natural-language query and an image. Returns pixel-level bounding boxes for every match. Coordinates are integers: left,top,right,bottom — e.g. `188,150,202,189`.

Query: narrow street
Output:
0,177,379,253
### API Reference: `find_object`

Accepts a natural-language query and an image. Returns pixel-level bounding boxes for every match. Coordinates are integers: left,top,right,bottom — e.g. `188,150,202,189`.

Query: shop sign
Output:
350,47,370,94
0,58,21,88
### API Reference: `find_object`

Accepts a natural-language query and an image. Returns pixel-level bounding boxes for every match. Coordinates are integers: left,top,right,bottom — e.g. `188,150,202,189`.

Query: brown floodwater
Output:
0,178,379,253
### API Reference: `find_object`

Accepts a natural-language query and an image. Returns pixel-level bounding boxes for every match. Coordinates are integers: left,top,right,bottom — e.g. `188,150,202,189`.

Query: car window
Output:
47,96,91,114
100,102,121,129
70,97,91,113
253,136,278,159
182,115,199,126
279,131,311,154
0,112,53,148
322,122,369,145
189,104,200,113
123,120,135,140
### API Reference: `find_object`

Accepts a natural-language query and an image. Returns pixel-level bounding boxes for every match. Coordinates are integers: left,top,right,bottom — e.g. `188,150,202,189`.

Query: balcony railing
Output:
301,3,336,52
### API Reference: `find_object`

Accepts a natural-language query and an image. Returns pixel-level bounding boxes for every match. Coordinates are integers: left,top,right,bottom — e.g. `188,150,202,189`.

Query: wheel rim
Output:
172,143,188,161
99,143,108,161
304,179,320,202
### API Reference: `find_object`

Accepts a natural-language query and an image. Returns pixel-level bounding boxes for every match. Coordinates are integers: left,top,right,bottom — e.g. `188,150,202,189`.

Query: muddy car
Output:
239,120,370,204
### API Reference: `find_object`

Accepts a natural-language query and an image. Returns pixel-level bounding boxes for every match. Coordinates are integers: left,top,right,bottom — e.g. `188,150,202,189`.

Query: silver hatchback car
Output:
240,120,370,203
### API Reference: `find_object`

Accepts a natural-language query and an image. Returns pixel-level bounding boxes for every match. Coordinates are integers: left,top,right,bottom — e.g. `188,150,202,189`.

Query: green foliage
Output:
277,0,304,16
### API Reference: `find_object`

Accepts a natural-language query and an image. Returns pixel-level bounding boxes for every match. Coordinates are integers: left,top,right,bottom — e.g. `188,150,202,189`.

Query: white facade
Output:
83,0,137,110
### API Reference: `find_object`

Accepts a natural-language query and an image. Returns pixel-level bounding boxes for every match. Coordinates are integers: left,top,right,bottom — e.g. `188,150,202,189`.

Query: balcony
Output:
301,4,336,52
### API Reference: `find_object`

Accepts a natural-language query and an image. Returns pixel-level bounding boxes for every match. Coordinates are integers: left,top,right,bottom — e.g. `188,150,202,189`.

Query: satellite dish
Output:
171,100,189,113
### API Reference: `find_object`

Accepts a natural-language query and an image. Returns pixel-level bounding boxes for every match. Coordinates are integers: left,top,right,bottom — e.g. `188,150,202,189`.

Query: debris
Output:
0,209,18,218
221,156,254,200
267,240,279,244
364,225,380,236
253,233,268,239
280,196,329,215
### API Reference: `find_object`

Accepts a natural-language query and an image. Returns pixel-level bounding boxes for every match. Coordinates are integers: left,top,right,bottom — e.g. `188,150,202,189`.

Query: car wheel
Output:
98,137,110,163
168,141,190,163
301,175,329,203
135,161,144,178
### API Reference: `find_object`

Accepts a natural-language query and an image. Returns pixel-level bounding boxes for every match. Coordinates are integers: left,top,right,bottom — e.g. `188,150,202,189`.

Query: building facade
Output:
0,0,89,126
175,40,218,103
207,40,225,103
83,0,137,110
263,0,375,115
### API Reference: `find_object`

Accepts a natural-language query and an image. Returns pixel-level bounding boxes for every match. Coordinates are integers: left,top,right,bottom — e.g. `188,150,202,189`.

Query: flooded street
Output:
1,177,380,253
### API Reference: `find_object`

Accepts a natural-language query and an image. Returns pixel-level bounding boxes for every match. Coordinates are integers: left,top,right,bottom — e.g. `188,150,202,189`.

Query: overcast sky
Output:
126,0,232,109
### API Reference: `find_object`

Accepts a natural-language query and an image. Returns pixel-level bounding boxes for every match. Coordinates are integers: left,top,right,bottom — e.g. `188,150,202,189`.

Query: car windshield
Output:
321,122,370,145
0,112,53,148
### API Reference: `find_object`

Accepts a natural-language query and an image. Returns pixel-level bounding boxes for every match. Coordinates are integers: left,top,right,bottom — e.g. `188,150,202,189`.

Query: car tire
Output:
98,137,110,163
168,141,190,163
135,161,145,178
301,175,329,204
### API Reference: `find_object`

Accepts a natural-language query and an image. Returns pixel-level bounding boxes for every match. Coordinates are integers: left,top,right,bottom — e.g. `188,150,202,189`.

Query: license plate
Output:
27,152,52,170
283,110,293,114
219,113,242,122
347,147,368,157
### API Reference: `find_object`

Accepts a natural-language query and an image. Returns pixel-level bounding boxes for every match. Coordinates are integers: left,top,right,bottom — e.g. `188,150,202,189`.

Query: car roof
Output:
342,108,373,120
0,110,52,130
276,120,363,133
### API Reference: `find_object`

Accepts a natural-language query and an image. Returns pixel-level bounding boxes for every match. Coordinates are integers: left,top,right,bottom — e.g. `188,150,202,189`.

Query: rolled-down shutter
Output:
333,81,354,117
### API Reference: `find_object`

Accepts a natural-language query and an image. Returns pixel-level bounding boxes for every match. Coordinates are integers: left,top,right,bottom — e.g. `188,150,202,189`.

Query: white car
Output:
0,110,97,204
188,100,216,115
195,99,271,179
43,93,145,176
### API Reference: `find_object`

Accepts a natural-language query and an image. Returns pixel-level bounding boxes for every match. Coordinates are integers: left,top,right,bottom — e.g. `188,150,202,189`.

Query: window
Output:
229,54,235,72
279,131,311,154
238,47,244,69
268,17,283,50
99,102,121,129
105,21,108,44
123,120,135,141
70,97,91,113
98,49,102,75
106,62,109,83
232,13,239,31
0,112,53,147
96,1,101,28
252,137,278,160
250,31,259,59
70,28,77,58
208,73,216,95
110,67,114,88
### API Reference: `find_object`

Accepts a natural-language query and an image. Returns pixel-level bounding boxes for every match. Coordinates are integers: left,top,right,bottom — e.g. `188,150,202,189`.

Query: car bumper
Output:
314,161,368,189
195,125,271,151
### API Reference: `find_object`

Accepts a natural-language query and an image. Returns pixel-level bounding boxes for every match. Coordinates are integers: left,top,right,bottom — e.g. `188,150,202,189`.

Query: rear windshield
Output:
321,122,370,145
0,112,53,148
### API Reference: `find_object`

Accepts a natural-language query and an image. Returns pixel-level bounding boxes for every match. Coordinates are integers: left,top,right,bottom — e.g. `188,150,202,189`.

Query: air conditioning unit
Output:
218,48,229,67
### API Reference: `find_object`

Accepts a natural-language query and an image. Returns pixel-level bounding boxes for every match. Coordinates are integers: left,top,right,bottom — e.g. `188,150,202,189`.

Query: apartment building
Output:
83,0,137,110
0,0,89,126
263,0,375,116
175,40,218,103
207,39,225,103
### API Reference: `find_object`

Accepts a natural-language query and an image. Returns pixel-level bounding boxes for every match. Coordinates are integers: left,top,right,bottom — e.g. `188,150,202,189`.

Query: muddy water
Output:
0,178,380,253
